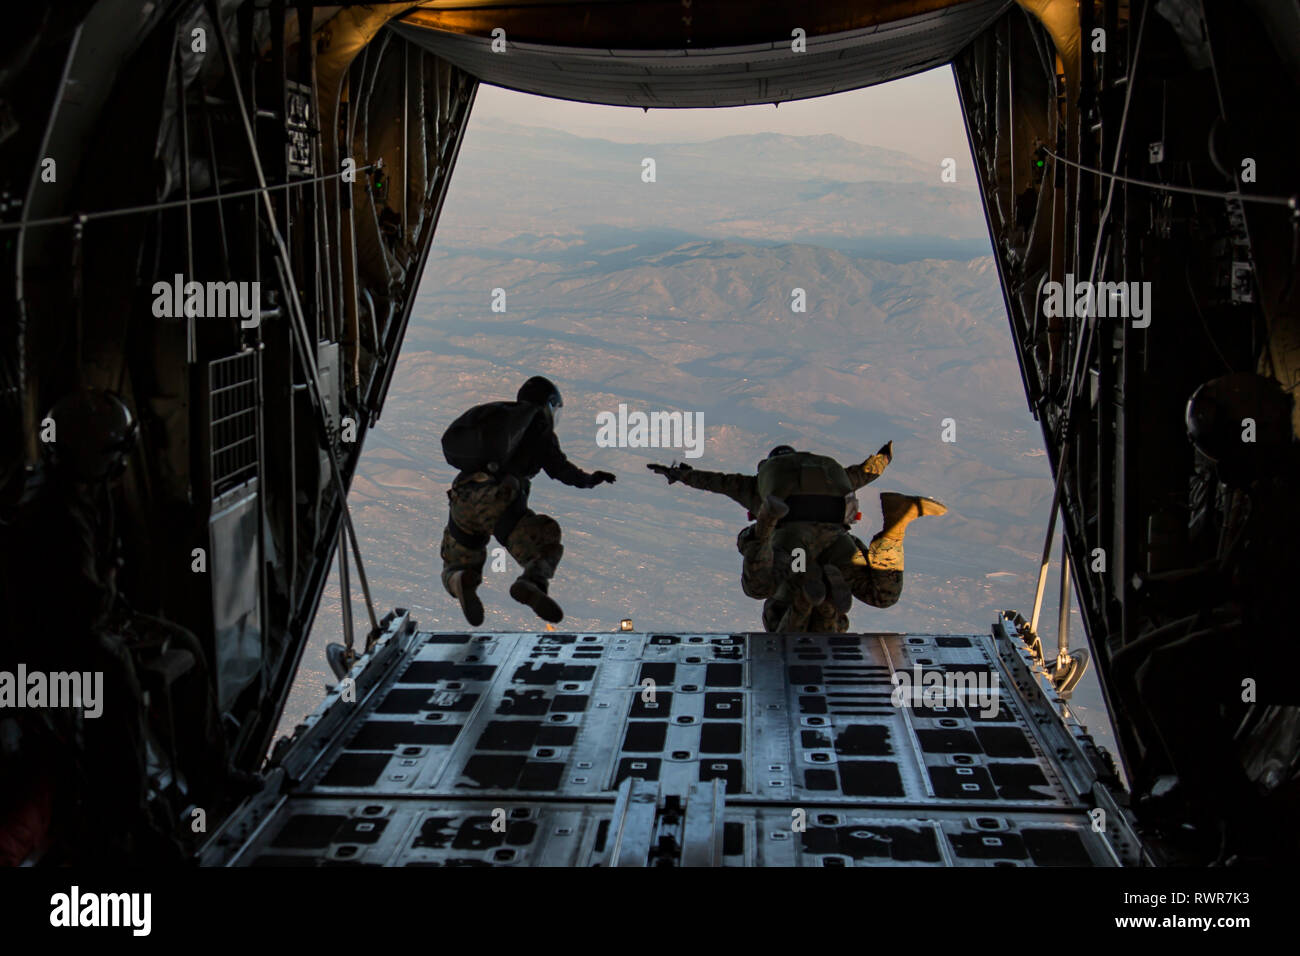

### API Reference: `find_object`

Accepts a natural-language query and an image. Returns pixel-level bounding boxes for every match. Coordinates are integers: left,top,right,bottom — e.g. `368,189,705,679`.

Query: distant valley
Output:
278,121,1112,756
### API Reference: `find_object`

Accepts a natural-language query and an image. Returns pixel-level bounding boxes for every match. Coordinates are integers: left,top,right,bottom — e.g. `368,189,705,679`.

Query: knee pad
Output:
530,514,562,543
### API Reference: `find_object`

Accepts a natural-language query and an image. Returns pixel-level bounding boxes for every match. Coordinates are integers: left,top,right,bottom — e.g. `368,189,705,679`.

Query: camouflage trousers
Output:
439,472,563,593
762,596,849,633
740,522,905,633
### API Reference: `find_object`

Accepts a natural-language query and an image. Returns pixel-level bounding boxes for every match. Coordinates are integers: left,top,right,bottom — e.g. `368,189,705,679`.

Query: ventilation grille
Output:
209,351,259,498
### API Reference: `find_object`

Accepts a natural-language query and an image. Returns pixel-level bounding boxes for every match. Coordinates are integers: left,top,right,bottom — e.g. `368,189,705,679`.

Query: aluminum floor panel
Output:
209,621,1129,867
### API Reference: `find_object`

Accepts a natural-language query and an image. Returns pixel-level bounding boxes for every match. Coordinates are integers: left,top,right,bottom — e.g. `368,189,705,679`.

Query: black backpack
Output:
441,401,542,473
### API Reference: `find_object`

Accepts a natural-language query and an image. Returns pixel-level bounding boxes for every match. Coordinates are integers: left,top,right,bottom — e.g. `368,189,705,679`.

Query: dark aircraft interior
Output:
1,0,1297,869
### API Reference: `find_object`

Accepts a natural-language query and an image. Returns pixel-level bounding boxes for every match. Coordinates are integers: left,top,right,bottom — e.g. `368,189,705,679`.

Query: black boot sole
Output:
456,571,484,626
510,578,563,623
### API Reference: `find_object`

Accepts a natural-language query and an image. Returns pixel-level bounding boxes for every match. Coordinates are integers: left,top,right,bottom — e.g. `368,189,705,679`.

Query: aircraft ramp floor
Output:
201,614,1139,867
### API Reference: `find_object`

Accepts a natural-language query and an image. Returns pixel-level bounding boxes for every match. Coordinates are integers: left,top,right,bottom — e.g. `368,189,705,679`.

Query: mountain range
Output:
276,120,1112,757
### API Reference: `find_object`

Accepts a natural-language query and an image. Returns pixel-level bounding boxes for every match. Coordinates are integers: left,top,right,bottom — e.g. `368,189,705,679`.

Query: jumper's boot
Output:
447,568,485,626
808,600,849,634
867,492,948,571
761,598,787,633
797,564,826,607
742,495,790,598
510,574,563,624
776,601,812,634
823,564,852,615
783,552,826,628
754,495,789,538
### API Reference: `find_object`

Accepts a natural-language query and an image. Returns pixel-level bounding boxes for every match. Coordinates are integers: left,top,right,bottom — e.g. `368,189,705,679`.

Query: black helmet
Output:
518,376,563,424
517,376,561,406
42,389,138,483
757,444,796,471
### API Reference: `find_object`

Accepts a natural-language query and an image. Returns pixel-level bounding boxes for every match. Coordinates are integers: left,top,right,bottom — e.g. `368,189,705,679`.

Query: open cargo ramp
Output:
201,614,1141,867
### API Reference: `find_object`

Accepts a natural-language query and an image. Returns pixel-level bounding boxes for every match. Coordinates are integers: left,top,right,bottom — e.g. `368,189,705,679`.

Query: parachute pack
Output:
441,401,541,473
757,451,853,499
757,451,856,524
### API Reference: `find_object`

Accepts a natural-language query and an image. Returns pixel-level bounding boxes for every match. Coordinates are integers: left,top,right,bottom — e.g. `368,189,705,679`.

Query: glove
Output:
647,462,690,484
861,441,893,481
587,470,616,487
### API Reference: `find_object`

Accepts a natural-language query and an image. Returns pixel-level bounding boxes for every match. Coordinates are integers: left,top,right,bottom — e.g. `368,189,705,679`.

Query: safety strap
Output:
446,515,490,549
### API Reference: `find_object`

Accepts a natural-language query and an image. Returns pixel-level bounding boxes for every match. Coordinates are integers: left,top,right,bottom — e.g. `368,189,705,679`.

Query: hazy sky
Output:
473,66,973,166
288,60,1114,758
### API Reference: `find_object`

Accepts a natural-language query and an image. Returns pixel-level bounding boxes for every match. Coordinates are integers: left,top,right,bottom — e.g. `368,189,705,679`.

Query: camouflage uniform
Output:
847,534,904,605
438,379,612,623
755,529,904,632
439,472,563,593
668,448,901,630
767,532,904,631
764,595,848,633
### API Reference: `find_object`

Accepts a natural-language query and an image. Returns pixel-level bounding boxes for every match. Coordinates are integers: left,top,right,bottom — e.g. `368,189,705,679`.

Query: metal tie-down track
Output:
202,614,1141,866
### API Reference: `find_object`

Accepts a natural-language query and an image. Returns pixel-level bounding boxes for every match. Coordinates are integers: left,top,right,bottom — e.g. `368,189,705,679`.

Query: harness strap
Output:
780,494,849,526
447,515,490,549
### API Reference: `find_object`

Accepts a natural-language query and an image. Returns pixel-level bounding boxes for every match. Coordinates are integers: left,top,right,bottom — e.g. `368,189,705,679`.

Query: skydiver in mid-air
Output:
439,376,615,625
649,442,946,632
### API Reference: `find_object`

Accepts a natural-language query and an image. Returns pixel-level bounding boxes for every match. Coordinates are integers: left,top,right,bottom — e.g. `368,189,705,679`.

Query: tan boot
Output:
868,492,947,571
878,492,947,537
